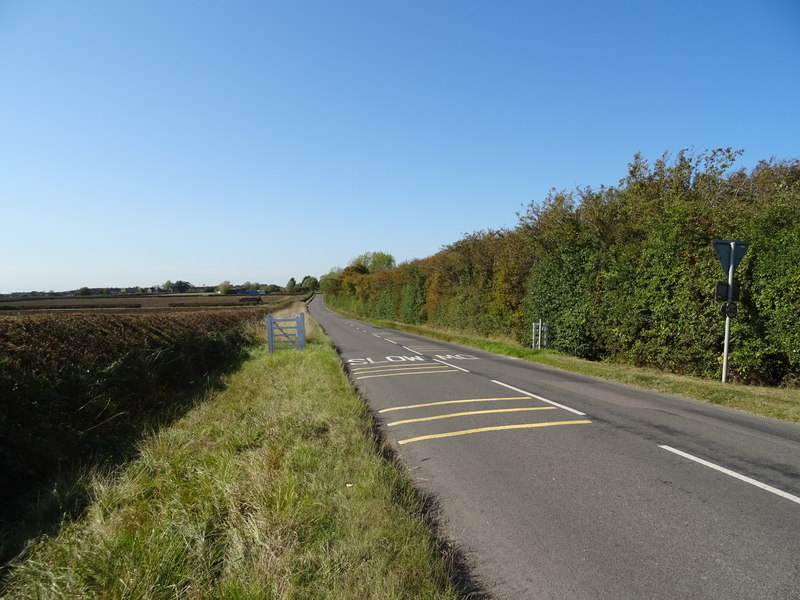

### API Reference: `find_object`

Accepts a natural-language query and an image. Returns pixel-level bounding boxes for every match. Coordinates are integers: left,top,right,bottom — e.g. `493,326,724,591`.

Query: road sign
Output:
712,239,749,273
712,239,749,384
714,280,740,302
720,302,738,319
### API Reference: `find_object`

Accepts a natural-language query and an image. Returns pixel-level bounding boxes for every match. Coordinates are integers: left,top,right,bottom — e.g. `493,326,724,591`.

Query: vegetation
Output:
0,302,299,567
0,294,300,312
2,308,467,599
2,276,321,300
322,150,800,386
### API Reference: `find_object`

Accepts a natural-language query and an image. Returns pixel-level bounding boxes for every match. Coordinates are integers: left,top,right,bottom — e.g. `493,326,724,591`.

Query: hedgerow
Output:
322,150,800,385
0,306,287,495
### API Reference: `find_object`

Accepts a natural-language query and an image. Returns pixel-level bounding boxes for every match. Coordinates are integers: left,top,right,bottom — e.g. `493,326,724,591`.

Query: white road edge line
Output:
659,445,800,506
403,346,423,355
433,359,470,373
386,339,399,345
490,380,585,416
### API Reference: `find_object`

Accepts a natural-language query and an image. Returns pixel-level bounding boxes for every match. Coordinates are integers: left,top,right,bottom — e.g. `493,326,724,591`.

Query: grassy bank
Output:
1,309,467,599
1,303,296,561
339,312,800,424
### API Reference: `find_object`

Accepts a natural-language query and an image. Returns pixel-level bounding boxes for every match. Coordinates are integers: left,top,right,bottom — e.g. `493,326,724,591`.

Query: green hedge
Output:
323,150,800,385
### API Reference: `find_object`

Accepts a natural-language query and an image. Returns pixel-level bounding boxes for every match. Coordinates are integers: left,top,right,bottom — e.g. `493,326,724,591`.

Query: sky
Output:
1,0,798,294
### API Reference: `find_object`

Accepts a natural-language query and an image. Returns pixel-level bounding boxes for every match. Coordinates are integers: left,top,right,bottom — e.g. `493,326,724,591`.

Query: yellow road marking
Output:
356,369,460,380
398,420,592,444
351,364,443,374
379,396,530,414
387,406,556,426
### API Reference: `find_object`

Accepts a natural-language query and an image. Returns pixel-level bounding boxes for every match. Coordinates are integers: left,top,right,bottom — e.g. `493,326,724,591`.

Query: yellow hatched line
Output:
398,420,592,445
351,364,441,374
356,369,460,380
387,406,556,426
379,396,529,414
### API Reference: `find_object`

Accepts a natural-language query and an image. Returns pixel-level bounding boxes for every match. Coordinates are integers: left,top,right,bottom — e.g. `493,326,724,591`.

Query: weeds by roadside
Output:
1,309,470,599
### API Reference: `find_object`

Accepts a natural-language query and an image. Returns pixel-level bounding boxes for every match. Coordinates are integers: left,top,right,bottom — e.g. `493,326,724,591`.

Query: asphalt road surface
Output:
308,296,800,599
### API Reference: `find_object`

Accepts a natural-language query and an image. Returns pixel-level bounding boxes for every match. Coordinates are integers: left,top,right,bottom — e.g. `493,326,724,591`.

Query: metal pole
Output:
538,319,542,350
721,242,735,383
297,313,306,350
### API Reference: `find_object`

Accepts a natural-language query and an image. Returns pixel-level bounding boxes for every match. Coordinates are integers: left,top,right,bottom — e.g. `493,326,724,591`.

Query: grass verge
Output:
335,311,800,424
1,308,468,599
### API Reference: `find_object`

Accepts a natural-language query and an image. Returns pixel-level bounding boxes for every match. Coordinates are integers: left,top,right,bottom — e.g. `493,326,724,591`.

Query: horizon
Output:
2,1,799,294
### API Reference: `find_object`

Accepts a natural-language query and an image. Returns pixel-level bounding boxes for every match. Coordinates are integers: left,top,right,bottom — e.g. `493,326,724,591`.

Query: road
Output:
308,296,800,599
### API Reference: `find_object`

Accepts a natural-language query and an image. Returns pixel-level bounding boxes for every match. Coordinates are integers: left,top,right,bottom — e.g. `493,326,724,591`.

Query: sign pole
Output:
713,239,748,384
721,242,736,383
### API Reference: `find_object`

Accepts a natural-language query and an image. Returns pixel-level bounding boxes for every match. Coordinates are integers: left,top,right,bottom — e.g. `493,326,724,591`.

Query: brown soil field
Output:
0,294,302,313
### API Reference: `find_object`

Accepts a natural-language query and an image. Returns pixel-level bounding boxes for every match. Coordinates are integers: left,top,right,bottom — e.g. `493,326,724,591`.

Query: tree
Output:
285,277,297,293
300,275,319,291
173,280,192,293
217,281,233,295
350,251,396,272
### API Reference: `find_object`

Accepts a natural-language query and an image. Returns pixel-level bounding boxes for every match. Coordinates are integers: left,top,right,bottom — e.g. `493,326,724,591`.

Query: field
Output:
0,293,299,312
1,303,469,598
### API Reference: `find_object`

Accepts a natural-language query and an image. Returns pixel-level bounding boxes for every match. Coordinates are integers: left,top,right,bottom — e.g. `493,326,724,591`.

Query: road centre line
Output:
491,380,586,416
659,445,800,506
357,369,461,380
387,406,557,426
398,420,592,445
402,346,424,355
379,396,531,413
386,339,399,344
433,358,470,373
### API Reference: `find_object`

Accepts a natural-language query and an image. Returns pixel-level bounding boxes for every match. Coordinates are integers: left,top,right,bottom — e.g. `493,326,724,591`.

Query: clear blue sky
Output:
1,0,798,293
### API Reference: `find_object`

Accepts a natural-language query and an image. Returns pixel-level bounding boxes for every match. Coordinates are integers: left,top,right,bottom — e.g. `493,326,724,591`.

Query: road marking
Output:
372,333,381,338
387,406,556,426
491,380,585,416
398,420,592,445
403,346,424,355
433,358,470,373
357,369,461,380
659,445,800,506
349,356,426,366
379,396,531,413
352,364,448,374
386,339,399,345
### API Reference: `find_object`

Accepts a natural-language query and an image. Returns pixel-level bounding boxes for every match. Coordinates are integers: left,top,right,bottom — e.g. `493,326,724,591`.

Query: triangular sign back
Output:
712,239,749,273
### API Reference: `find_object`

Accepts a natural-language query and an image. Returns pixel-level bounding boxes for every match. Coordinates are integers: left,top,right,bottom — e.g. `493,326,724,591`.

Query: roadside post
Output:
712,239,749,383
532,319,548,349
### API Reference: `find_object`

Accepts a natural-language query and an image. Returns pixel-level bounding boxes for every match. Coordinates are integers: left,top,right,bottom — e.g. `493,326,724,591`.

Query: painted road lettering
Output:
348,356,426,365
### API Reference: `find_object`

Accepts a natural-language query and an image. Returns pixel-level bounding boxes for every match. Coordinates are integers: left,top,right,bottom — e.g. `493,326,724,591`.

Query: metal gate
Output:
266,313,306,352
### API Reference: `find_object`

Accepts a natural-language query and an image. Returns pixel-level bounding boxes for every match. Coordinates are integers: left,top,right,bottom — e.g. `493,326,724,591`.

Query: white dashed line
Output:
490,380,585,416
659,445,800,505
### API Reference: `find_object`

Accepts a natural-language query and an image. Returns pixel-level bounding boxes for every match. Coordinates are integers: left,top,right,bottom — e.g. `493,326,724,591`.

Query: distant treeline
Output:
322,149,800,385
